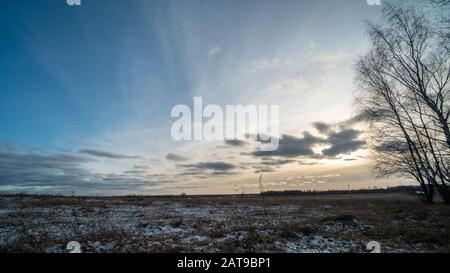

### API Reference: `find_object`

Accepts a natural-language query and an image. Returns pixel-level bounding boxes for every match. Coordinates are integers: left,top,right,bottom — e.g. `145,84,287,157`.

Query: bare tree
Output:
355,1,450,203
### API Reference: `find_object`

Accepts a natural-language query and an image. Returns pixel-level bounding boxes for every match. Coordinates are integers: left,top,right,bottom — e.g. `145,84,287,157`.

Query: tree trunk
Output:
425,184,434,203
436,184,450,204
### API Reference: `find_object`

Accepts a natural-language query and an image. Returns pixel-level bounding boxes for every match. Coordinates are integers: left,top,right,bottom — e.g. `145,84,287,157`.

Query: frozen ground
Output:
0,193,449,253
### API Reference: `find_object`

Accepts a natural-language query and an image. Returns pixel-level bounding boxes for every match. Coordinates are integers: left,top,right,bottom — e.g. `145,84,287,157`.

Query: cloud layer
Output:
0,114,367,194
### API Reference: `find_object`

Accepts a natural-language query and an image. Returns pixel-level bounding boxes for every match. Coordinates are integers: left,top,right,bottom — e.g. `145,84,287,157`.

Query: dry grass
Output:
0,193,449,253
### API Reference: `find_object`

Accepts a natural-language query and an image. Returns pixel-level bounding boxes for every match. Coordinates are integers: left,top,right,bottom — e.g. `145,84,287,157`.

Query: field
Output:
0,193,449,253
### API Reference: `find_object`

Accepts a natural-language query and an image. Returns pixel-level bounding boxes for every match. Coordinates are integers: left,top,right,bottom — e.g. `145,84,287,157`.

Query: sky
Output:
0,0,413,195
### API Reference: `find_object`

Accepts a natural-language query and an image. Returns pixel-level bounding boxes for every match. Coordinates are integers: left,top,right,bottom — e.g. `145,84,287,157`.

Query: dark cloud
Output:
254,167,276,173
322,129,366,157
133,165,150,170
253,133,325,157
313,112,373,134
166,153,189,162
180,162,236,172
178,161,238,178
211,171,239,176
260,158,296,166
79,149,141,159
312,122,331,134
249,114,367,163
224,139,248,147
327,129,361,144
341,110,376,127
322,141,365,156
246,133,274,143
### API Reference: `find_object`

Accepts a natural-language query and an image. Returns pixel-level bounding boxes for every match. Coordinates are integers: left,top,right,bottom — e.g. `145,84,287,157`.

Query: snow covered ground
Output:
0,193,448,253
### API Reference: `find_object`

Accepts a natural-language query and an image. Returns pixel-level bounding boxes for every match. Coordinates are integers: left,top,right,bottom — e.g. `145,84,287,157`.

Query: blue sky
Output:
0,0,410,195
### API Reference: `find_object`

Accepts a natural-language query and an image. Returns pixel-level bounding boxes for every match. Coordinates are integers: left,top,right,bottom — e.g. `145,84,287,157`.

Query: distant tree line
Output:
262,185,420,196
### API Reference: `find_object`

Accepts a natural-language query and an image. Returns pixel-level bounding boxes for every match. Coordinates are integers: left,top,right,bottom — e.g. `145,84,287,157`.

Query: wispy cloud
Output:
2,142,16,151
317,51,352,72
264,76,311,94
0,150,170,195
79,149,141,160
247,57,292,72
208,45,222,58
166,153,189,162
